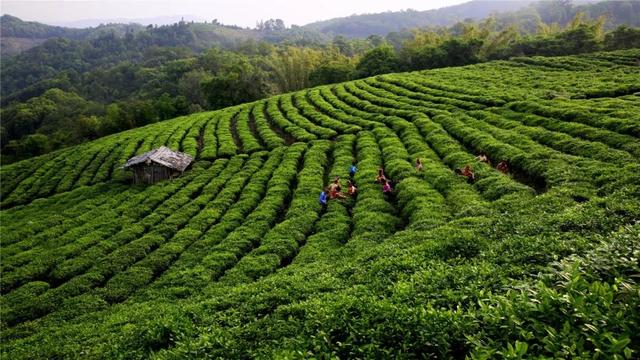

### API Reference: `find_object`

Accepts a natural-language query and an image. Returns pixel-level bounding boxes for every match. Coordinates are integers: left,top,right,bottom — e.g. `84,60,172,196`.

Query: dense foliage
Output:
0,14,325,56
303,0,640,38
1,49,639,358
0,14,144,40
2,0,640,163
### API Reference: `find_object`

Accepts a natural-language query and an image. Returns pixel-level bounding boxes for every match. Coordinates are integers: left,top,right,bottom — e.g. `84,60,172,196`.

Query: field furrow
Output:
135,147,288,300
250,101,289,148
2,49,639,359
492,108,640,158
265,97,316,142
336,82,537,199
0,161,228,296
217,141,331,285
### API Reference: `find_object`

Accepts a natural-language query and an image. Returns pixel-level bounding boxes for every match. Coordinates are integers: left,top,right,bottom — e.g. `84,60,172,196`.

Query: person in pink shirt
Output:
382,180,392,194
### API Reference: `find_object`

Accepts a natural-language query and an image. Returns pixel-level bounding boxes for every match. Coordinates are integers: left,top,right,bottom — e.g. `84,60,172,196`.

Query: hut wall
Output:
130,164,172,184
148,164,170,183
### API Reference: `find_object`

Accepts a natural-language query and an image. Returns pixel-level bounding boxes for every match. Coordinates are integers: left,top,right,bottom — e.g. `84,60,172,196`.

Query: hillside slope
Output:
301,0,640,38
0,14,146,56
303,0,536,37
1,49,639,358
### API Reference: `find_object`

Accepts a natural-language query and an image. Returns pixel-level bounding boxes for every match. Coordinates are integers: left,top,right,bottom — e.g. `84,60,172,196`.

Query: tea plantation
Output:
1,49,639,359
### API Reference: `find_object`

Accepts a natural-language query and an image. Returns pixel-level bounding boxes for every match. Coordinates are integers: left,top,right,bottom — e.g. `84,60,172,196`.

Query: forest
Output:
305,0,640,37
1,0,639,163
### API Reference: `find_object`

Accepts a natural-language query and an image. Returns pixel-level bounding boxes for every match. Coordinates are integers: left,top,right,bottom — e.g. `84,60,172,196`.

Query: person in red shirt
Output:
347,180,357,196
329,177,346,199
375,168,387,184
458,164,475,184
497,160,509,174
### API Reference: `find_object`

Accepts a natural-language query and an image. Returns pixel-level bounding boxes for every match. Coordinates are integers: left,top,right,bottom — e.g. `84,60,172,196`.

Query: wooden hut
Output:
124,146,193,184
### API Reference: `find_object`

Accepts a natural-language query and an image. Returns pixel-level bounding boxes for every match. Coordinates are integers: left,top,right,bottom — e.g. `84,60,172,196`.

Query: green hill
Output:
0,14,146,56
0,13,323,57
1,49,639,358
303,0,537,38
302,0,640,38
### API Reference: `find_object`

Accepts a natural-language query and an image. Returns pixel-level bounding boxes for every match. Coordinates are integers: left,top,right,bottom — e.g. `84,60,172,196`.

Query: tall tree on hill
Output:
480,25,521,59
309,48,357,86
355,45,399,78
256,19,286,32
535,0,574,25
263,46,323,93
604,25,640,50
178,69,211,109
332,36,353,55
200,49,269,109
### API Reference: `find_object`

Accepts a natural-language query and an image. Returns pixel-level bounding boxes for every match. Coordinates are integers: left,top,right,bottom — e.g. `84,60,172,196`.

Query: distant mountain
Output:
0,14,326,56
1,14,86,39
0,14,145,56
3,0,635,57
300,0,626,38
49,15,208,28
302,0,539,38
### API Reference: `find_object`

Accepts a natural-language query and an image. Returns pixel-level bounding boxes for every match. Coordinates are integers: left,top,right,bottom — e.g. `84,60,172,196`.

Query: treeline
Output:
2,2,640,163
0,14,143,40
0,30,365,162
302,0,640,38
355,17,640,78
302,0,535,38
0,14,327,57
0,18,330,104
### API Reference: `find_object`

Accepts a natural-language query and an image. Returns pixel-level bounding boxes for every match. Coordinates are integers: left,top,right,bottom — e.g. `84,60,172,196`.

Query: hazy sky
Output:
2,0,470,27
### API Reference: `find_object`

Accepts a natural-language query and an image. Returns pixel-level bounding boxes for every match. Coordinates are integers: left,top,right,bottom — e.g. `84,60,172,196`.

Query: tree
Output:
21,133,50,157
556,23,600,55
481,25,520,59
203,60,268,109
439,38,483,66
155,93,177,120
0,126,7,147
74,115,101,140
263,47,323,93
355,45,399,78
535,0,573,25
310,62,354,86
256,19,286,31
129,99,158,126
386,31,413,50
604,25,640,50
400,37,482,71
333,36,354,56
367,35,385,47
102,103,130,133
178,69,211,107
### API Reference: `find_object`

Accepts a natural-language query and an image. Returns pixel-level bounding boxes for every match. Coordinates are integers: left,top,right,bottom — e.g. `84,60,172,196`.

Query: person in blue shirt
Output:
349,160,357,178
319,187,328,206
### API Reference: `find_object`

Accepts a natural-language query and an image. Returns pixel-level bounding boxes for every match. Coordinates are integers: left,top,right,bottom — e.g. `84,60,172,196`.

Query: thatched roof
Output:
124,146,193,172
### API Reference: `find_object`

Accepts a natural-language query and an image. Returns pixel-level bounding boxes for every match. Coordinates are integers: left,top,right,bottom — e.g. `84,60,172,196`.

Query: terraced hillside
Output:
1,49,639,359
